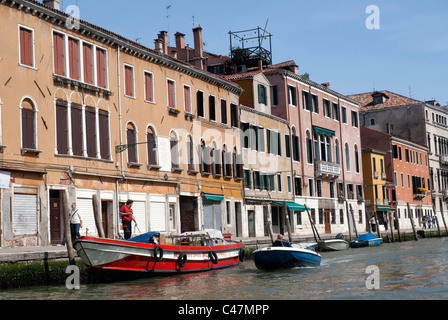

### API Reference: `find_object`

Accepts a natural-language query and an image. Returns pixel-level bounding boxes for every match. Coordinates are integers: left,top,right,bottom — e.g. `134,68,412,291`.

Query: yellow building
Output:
361,147,389,232
0,0,242,247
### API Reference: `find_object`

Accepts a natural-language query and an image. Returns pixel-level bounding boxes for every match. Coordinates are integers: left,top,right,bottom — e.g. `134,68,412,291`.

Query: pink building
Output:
263,61,366,237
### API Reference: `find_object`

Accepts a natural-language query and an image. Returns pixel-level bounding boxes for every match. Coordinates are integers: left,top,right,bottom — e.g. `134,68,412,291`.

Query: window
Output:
169,204,176,230
354,145,360,173
277,174,282,192
85,106,96,158
170,131,180,169
345,143,350,171
347,184,354,199
222,145,232,178
244,170,252,189
213,144,221,176
53,32,65,76
292,128,300,162
197,91,204,118
332,102,339,121
209,95,216,121
272,85,278,106
253,171,261,190
182,85,191,113
56,100,68,155
285,134,291,158
144,72,154,102
295,177,303,196
316,180,322,197
124,64,135,97
302,91,310,110
83,43,94,85
167,79,176,108
330,182,335,198
405,149,410,162
221,99,227,124
351,110,359,128
288,86,297,106
335,140,340,164
341,106,347,124
68,37,80,80
323,99,331,118
258,84,267,105
126,123,138,164
241,122,250,148
187,135,195,172
98,109,110,160
308,178,314,197
19,26,34,68
71,103,83,156
147,126,158,166
370,119,375,125
233,147,243,180
21,98,37,150
306,131,313,164
230,103,238,128
287,176,292,193
311,94,319,113
96,48,107,88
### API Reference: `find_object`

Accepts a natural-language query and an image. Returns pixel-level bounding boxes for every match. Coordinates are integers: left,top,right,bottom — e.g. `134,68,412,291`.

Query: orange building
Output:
0,0,243,247
361,127,432,230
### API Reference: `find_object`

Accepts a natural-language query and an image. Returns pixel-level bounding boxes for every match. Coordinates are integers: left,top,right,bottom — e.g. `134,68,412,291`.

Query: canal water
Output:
1,237,447,300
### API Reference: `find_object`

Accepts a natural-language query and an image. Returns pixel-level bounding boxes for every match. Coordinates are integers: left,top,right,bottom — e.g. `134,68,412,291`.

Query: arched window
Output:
212,141,221,176
187,135,195,172
170,130,180,169
126,122,138,164
292,127,300,162
354,144,360,173
345,143,350,171
306,130,313,164
335,139,340,164
21,98,37,150
147,126,158,166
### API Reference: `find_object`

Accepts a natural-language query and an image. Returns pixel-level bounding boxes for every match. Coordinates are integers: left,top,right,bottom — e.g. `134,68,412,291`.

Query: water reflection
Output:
1,238,447,300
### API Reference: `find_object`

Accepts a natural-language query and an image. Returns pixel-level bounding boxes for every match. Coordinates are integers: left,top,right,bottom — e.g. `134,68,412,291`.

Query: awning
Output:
203,194,225,201
376,205,390,211
273,201,306,212
313,126,335,137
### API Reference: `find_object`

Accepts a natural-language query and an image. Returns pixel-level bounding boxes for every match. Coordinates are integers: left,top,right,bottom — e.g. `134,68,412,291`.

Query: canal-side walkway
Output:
0,228,445,263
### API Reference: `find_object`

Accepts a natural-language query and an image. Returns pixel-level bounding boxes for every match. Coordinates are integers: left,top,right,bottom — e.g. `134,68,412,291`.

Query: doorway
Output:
49,190,62,245
101,201,112,238
324,209,331,234
248,210,255,237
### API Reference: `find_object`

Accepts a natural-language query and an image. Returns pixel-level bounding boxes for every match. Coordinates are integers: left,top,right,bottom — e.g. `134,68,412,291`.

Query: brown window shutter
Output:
20,28,33,67
71,104,83,156
53,33,65,76
168,81,175,108
85,107,96,158
147,132,157,165
125,66,134,96
56,103,68,154
127,128,137,163
98,110,110,160
22,108,35,149
83,44,93,84
69,38,80,80
145,73,153,101
96,49,106,88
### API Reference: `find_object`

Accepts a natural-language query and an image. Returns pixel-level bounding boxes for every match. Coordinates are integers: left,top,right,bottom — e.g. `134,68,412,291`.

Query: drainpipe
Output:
117,45,124,177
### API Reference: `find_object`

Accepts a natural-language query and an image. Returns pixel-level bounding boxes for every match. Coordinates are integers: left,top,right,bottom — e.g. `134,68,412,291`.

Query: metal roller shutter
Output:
150,201,166,232
131,201,146,234
13,194,38,235
203,200,214,229
76,198,96,237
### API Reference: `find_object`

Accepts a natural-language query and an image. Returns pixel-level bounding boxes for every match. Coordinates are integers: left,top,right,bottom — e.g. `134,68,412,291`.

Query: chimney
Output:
193,26,204,58
321,82,330,88
289,64,299,74
171,49,178,59
258,59,263,71
43,0,60,10
158,31,168,54
175,32,185,49
154,38,163,54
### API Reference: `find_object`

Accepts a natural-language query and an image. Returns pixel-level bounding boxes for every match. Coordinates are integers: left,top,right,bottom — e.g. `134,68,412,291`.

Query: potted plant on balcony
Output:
168,107,181,115
338,192,346,202
357,195,364,203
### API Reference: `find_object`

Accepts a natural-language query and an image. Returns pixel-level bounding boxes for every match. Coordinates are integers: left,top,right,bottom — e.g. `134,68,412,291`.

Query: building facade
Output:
0,0,243,247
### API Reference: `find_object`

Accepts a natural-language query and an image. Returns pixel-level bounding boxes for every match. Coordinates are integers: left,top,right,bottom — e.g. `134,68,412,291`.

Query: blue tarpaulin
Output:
355,233,377,242
129,232,160,243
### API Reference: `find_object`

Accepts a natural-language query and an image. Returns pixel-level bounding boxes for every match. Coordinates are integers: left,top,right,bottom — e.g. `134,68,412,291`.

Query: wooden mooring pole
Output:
407,203,418,241
62,190,76,265
92,194,105,238
394,210,402,242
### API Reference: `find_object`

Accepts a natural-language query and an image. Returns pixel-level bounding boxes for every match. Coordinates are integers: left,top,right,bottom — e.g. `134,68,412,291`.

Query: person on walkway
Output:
120,200,138,240
69,203,82,244
370,216,377,233
427,215,432,229
383,215,388,231
432,216,436,229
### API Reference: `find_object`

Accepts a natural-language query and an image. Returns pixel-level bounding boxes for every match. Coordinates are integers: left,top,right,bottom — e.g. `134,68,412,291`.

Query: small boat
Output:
317,239,349,252
252,244,322,271
74,229,245,281
350,233,383,248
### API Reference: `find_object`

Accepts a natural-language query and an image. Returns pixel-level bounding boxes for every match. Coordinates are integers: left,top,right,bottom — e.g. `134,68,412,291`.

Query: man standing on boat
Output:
120,200,138,240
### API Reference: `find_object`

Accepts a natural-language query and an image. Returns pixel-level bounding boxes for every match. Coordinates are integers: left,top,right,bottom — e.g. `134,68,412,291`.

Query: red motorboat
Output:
74,230,245,281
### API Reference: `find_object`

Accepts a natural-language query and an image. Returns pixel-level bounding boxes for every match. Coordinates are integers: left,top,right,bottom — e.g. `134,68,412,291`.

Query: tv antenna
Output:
166,5,172,45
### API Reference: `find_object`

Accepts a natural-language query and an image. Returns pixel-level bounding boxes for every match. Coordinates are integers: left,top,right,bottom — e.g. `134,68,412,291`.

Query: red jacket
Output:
120,205,133,222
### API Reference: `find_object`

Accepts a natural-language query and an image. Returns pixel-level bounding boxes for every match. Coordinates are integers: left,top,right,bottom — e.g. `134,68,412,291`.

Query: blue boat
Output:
252,245,322,270
350,233,383,248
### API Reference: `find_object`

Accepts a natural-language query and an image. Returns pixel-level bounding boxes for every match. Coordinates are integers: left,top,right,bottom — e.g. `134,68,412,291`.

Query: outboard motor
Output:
336,233,345,240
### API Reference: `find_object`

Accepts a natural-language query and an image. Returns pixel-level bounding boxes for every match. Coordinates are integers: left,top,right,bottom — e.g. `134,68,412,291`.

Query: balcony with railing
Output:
315,160,341,179
440,155,448,166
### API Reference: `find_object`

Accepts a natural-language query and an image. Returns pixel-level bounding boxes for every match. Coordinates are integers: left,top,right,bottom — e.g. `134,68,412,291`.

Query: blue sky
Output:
62,0,448,104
